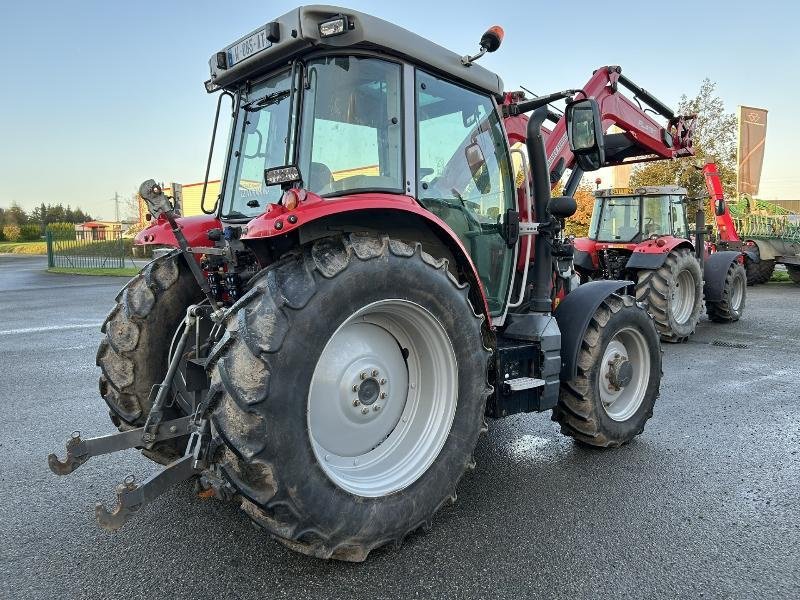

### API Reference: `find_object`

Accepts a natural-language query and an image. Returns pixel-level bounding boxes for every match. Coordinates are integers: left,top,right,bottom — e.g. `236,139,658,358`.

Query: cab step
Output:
504,377,546,392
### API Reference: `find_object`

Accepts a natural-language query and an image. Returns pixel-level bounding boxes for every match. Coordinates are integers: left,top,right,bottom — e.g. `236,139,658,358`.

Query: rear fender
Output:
625,239,693,271
554,280,633,379
748,239,777,261
703,251,743,303
135,214,221,248
242,192,491,321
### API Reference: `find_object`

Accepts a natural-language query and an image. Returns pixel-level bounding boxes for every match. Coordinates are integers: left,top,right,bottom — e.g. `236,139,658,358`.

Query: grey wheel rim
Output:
730,273,744,311
599,326,651,422
307,299,458,498
672,269,696,325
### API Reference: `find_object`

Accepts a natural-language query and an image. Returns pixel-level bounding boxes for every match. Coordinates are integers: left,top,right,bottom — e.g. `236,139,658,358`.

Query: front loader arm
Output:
503,66,696,186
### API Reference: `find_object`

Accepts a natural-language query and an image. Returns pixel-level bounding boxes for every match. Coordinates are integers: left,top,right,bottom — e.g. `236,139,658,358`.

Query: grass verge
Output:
0,241,48,254
48,267,139,277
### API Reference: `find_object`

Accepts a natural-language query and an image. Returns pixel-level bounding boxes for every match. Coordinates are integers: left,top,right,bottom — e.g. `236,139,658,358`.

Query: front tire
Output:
553,294,661,447
208,234,490,561
635,248,703,342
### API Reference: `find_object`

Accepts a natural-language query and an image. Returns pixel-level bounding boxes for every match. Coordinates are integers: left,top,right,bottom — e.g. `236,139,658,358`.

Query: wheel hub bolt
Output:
380,392,387,399
352,399,360,407
372,369,379,377
373,405,380,412
361,407,369,415
606,355,633,391
360,372,367,380
352,384,358,392
380,378,386,385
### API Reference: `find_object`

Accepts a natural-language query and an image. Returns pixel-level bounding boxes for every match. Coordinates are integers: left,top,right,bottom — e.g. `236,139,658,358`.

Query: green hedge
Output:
46,222,76,239
19,224,41,241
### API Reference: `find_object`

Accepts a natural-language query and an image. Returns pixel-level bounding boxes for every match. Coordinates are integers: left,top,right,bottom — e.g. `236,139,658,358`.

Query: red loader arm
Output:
503,66,696,187
702,161,741,243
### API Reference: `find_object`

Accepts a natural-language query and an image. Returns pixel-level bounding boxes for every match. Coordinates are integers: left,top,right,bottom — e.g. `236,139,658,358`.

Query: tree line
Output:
0,202,94,242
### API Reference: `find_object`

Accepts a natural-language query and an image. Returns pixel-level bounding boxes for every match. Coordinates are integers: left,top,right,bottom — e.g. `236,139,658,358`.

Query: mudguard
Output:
748,239,777,261
135,214,221,248
573,248,596,272
625,251,668,270
625,239,693,270
554,279,632,380
703,251,742,303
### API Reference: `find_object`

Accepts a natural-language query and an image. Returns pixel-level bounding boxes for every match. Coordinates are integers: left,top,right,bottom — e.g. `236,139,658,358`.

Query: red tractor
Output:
50,6,691,561
573,168,747,342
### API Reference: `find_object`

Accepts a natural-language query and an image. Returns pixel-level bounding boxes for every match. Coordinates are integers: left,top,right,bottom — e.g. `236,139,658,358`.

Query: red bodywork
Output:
137,192,491,318
135,65,695,318
136,213,221,248
702,161,741,243
503,66,695,187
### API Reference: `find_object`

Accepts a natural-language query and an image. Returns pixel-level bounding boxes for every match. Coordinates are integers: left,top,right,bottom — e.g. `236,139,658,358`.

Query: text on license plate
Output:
227,29,271,67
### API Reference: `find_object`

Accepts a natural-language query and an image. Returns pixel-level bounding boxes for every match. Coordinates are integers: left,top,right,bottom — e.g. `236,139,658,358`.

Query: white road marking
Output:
0,323,102,336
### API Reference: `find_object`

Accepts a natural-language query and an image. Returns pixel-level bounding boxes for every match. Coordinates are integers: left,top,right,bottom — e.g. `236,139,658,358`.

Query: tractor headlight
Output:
319,16,350,38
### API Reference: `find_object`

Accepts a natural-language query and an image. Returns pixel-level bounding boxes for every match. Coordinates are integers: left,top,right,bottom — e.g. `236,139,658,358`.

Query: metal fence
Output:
46,230,127,269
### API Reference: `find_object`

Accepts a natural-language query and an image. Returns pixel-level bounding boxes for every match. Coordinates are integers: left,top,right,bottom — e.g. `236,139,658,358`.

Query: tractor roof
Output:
207,5,504,97
595,186,687,198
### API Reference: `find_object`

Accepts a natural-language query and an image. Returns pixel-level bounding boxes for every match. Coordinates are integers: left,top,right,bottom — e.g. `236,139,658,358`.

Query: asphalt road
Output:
1,254,798,599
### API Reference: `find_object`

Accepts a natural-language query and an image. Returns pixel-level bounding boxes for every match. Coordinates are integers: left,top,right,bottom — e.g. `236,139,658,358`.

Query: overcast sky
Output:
1,0,796,219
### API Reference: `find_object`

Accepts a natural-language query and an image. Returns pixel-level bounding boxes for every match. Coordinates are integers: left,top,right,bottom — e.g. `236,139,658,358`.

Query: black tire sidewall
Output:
234,247,487,538
588,304,661,440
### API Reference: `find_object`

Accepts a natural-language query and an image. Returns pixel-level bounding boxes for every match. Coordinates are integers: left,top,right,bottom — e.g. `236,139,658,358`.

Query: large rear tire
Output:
745,250,775,285
96,250,202,464
706,261,747,322
553,294,661,447
635,248,703,343
208,234,490,561
786,265,800,285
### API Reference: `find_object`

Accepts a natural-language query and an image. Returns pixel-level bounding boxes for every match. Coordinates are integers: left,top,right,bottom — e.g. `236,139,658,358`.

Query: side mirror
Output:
566,98,605,172
465,142,491,194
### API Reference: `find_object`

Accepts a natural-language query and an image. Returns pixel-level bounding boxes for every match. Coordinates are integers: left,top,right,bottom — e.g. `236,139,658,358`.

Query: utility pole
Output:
114,192,120,223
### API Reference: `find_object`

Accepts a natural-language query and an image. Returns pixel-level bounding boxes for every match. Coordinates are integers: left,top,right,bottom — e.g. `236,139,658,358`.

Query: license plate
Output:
227,28,271,67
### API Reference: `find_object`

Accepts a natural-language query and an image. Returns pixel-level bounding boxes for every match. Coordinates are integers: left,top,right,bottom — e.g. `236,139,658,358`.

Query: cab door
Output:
414,70,516,316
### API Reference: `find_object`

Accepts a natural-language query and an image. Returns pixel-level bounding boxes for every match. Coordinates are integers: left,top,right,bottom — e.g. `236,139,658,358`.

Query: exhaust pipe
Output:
526,106,554,313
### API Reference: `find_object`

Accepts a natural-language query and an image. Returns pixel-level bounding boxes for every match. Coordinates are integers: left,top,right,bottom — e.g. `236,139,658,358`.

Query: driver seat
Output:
308,162,333,193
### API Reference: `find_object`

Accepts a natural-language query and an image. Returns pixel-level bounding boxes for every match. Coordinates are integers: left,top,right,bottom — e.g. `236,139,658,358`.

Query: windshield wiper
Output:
244,89,290,111
223,210,251,219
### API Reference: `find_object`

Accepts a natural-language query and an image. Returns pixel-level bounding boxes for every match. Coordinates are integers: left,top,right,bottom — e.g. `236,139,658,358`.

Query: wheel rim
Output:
307,299,458,497
598,326,651,422
672,269,696,324
730,273,744,311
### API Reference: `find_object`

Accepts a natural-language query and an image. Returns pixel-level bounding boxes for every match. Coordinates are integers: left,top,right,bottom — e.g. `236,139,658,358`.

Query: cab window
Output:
415,70,515,314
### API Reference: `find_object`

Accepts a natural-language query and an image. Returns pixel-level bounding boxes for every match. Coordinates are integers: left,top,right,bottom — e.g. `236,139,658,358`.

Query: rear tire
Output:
553,294,661,447
635,248,703,343
96,250,201,464
707,261,747,322
786,265,800,285
745,252,775,285
207,234,490,561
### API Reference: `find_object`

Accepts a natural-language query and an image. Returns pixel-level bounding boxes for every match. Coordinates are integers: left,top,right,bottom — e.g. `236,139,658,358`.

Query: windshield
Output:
223,70,293,219
592,197,640,242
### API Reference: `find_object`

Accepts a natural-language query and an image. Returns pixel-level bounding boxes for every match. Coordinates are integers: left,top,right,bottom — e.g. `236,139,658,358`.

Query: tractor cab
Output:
588,186,690,244
190,7,521,316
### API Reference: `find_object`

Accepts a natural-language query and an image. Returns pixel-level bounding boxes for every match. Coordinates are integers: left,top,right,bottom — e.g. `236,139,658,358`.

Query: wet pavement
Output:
1,253,798,599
